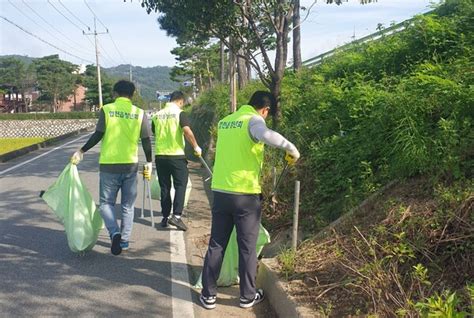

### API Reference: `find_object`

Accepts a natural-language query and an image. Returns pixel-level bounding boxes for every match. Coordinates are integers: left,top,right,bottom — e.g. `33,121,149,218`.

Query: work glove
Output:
285,148,300,166
194,146,202,157
143,162,153,181
71,150,83,165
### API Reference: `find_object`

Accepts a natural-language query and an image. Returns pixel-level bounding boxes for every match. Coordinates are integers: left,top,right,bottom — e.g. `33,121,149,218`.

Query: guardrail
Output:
300,10,434,68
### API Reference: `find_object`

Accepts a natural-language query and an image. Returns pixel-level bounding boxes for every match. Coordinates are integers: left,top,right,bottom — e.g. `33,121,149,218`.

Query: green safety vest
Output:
212,105,264,194
99,97,144,164
152,102,185,155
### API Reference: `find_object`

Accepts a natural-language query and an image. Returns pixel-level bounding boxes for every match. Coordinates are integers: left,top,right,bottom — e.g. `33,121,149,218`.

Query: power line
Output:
20,0,91,56
0,15,95,64
45,0,95,56
83,0,108,31
47,0,84,32
58,0,91,31
98,41,118,66
83,0,128,65
7,0,90,58
107,34,128,65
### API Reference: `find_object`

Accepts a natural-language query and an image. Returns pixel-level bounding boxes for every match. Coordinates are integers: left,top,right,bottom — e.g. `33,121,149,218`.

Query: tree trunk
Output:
270,77,282,129
206,59,213,89
237,53,248,89
271,10,291,128
73,85,77,110
229,48,237,113
197,72,203,93
220,41,226,83
293,0,302,71
53,94,57,113
246,61,252,82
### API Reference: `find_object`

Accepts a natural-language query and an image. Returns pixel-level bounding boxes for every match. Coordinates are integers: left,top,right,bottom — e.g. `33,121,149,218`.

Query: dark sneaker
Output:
168,216,187,231
111,232,122,256
199,294,216,310
120,241,129,251
239,289,264,308
160,217,169,228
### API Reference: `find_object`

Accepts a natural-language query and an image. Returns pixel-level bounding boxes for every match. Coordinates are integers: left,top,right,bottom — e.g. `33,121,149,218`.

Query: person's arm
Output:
81,109,106,152
180,112,201,155
248,115,299,156
80,131,104,153
141,113,153,162
71,109,105,164
182,126,199,149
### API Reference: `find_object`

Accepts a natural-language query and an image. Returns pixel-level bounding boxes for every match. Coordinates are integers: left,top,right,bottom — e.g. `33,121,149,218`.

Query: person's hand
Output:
143,162,153,181
71,149,83,165
194,146,202,157
285,149,300,166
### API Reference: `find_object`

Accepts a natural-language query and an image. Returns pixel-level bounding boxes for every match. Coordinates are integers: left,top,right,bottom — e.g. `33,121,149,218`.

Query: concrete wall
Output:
0,119,97,138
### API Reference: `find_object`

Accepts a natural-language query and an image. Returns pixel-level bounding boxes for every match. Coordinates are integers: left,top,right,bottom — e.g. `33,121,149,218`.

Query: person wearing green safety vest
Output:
151,91,201,231
70,80,153,256
200,91,300,310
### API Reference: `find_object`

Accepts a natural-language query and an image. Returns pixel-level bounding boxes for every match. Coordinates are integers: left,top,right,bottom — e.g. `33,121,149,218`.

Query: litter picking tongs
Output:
141,168,155,228
270,162,290,204
198,156,213,181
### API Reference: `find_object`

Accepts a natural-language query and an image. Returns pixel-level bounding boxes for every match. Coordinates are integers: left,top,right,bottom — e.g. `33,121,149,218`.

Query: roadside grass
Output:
277,177,474,316
0,137,48,155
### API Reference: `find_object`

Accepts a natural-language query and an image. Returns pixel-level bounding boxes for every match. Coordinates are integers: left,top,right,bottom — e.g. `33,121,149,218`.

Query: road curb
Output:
257,258,316,318
0,127,93,163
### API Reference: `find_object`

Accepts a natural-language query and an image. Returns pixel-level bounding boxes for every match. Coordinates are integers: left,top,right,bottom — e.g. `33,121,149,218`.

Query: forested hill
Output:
103,64,179,102
0,55,35,65
0,55,178,102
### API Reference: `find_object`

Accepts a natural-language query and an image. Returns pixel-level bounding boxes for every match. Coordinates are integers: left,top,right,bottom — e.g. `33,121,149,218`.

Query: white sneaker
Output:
239,289,264,308
199,294,217,310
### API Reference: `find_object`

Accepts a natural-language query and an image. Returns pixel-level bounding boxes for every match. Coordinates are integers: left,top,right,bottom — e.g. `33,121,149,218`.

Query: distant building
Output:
58,85,87,112
0,84,28,113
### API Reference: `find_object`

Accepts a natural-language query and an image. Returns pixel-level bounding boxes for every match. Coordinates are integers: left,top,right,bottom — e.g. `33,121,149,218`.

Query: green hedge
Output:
0,112,98,120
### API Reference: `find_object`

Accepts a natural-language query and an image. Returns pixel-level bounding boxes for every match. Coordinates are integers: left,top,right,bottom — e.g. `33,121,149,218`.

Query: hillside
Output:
103,64,179,102
0,55,178,102
0,55,35,65
190,0,473,315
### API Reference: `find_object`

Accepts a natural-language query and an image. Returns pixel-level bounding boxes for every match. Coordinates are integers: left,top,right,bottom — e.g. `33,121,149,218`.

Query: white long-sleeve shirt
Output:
248,115,298,155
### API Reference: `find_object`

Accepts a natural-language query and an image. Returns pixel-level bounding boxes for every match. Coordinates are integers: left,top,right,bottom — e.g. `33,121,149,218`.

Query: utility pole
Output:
83,17,107,108
129,63,132,82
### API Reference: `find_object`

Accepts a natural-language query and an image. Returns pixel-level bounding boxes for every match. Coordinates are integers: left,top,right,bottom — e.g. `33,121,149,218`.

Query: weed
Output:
415,290,468,318
277,247,296,280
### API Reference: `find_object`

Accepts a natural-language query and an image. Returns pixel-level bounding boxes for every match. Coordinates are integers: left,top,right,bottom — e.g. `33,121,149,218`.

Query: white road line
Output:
0,134,91,176
170,230,195,318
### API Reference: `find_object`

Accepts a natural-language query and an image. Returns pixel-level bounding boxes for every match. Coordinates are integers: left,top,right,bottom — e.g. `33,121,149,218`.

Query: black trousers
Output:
155,157,188,217
202,191,261,300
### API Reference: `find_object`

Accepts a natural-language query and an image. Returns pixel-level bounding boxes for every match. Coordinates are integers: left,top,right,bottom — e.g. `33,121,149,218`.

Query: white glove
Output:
285,148,300,165
71,150,83,165
143,162,153,181
194,146,202,157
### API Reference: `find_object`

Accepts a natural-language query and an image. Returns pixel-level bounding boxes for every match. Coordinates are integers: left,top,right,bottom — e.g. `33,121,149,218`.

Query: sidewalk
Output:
184,161,277,318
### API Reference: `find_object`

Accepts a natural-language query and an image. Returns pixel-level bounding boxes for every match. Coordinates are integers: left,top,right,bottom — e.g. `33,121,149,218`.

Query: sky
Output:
0,0,436,68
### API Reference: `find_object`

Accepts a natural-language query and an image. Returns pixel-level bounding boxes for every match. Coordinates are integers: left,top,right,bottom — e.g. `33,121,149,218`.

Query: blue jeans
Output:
99,172,137,242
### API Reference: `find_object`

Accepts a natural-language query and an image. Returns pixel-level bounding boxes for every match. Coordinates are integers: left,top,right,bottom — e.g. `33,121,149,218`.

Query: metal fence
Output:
300,10,433,68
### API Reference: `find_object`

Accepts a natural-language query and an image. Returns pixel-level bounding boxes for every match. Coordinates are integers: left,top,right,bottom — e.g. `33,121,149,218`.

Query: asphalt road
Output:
0,134,193,317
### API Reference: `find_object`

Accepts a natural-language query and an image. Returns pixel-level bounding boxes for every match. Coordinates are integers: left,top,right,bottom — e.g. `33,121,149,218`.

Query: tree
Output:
33,55,76,113
141,0,372,125
170,42,221,92
83,64,114,110
0,57,36,112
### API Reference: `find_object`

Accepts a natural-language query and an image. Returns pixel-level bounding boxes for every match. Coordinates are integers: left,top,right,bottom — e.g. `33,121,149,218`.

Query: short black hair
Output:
170,91,185,102
113,80,135,98
248,91,276,115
